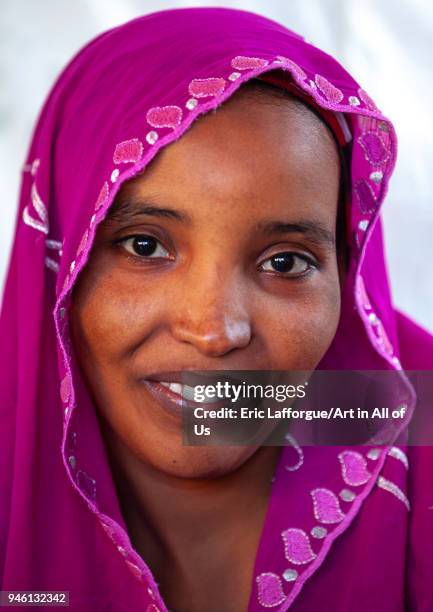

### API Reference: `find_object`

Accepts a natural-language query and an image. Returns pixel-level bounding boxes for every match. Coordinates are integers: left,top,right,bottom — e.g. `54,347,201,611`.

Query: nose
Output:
169,264,252,357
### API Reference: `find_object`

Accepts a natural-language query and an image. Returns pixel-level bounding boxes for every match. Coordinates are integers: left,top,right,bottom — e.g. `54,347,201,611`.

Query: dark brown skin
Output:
70,84,342,612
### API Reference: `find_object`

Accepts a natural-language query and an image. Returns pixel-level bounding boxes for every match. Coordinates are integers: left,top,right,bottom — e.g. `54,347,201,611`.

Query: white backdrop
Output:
1,0,432,331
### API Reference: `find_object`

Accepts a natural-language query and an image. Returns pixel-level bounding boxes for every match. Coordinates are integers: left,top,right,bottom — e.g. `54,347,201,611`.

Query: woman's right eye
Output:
117,234,171,259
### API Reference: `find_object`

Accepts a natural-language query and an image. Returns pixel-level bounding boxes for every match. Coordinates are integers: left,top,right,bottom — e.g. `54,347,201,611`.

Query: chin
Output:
147,445,259,480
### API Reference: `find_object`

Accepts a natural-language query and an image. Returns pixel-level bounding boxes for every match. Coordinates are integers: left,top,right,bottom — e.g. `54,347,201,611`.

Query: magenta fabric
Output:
1,7,433,610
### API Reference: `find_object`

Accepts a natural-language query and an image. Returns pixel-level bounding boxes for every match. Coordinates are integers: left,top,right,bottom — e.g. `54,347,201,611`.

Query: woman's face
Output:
70,86,342,478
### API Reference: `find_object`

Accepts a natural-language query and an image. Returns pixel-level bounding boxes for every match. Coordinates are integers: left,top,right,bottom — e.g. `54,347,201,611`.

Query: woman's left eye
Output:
259,252,315,277
117,234,170,259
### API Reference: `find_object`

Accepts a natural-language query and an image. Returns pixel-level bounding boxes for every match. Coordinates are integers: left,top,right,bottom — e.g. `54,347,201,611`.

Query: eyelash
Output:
114,234,318,279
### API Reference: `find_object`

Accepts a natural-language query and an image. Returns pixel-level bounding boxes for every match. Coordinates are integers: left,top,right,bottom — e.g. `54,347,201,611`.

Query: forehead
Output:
110,89,340,226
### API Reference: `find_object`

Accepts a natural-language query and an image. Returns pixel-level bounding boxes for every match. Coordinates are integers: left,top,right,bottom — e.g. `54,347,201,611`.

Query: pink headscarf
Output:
1,7,433,610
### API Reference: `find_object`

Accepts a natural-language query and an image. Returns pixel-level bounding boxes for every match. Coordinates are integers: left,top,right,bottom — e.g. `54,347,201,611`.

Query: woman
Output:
1,7,432,611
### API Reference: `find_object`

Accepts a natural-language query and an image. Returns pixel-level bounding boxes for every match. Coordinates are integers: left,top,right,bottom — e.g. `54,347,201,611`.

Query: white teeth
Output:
157,381,187,398
154,381,217,403
168,382,182,395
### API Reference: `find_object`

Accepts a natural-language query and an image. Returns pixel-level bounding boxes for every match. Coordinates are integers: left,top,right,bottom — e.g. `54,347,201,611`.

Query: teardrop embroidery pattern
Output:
281,528,317,564
231,55,269,70
315,74,344,104
113,139,144,164
146,106,183,129
358,132,391,166
256,573,287,608
188,77,226,98
338,451,371,487
310,488,345,524
354,179,377,214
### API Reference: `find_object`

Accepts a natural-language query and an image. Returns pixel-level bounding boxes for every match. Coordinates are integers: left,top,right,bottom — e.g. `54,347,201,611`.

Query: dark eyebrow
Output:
257,219,335,248
105,197,335,248
105,197,192,224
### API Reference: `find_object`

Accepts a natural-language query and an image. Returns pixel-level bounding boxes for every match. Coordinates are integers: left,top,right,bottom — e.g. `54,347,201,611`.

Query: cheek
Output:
70,267,164,367
258,273,341,370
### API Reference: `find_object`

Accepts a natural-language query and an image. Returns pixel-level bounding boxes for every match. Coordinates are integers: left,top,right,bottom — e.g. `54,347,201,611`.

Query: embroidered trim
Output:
315,74,344,104
188,77,226,98
231,55,269,70
387,446,409,470
358,131,391,166
45,239,62,251
113,138,144,164
281,528,316,565
354,179,377,214
338,450,371,487
284,433,304,471
22,183,50,235
45,257,59,273
22,158,40,176
146,105,183,129
311,488,345,524
256,572,286,608
377,476,410,511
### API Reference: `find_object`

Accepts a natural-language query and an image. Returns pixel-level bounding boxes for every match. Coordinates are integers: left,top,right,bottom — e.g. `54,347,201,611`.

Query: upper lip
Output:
143,370,249,386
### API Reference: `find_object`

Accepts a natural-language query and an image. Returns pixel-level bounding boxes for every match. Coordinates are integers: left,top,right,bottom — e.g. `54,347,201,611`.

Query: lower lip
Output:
141,380,230,419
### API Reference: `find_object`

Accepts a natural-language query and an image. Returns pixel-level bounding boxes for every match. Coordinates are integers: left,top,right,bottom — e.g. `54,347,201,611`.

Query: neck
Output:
103,425,281,612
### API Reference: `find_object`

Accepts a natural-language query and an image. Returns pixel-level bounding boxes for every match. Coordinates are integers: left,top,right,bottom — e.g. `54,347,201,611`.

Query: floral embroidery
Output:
274,56,307,80
338,451,371,486
146,105,183,129
231,55,269,70
358,88,378,111
354,179,377,214
113,138,144,164
311,488,345,524
358,132,391,166
256,573,286,607
60,373,72,404
315,74,344,104
281,528,316,564
188,77,226,98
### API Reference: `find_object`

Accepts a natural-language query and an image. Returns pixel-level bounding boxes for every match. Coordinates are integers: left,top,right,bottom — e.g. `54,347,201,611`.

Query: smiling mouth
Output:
141,379,231,419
